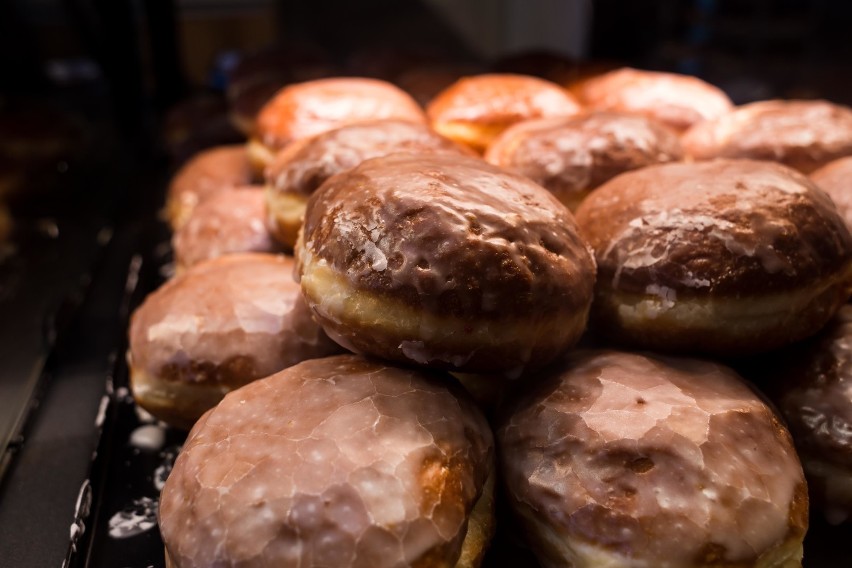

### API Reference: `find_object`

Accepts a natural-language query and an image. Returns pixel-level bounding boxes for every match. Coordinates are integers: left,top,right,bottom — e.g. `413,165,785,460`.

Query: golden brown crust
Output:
427,74,582,152
128,254,341,427
498,350,808,568
255,77,427,153
165,145,254,229
574,67,733,132
297,153,596,374
172,186,279,270
485,112,683,210
574,160,852,354
811,156,852,230
159,354,494,568
683,100,852,173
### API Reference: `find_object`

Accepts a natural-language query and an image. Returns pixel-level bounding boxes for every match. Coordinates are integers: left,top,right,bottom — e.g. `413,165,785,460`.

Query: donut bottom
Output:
130,367,233,430
300,258,589,376
247,137,277,177
163,467,497,568
432,120,509,154
507,493,805,568
591,274,850,355
265,186,307,250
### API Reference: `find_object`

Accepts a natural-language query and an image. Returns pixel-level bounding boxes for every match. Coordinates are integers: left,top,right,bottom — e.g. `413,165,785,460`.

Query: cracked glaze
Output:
173,186,278,269
129,253,339,386
575,68,733,132
683,100,852,173
256,78,427,151
485,112,683,208
575,159,852,297
498,350,808,567
159,355,494,567
301,152,595,319
266,120,470,198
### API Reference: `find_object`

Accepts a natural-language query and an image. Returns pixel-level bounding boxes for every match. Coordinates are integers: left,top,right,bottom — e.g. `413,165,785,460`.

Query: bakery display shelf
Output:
61,220,851,568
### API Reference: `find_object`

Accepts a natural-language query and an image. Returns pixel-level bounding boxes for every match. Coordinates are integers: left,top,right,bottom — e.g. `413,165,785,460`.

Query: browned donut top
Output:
266,120,470,198
300,153,596,319
173,186,278,269
255,78,426,151
484,112,683,202
498,350,807,566
159,354,493,568
774,305,852,467
167,145,253,219
575,67,733,131
811,156,852,231
574,159,852,297
129,253,338,385
683,100,852,173
426,73,581,125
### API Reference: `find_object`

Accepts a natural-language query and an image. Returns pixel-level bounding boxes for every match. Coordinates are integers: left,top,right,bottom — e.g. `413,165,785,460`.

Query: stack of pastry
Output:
130,64,852,567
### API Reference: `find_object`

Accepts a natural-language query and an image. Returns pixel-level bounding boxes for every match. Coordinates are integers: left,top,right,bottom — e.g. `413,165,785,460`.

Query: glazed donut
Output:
250,77,427,173
172,186,278,271
128,253,341,429
165,144,254,229
763,305,852,525
265,120,471,249
426,74,582,153
296,153,596,375
811,156,852,230
574,159,852,355
682,100,852,173
573,67,733,132
484,112,683,211
497,350,808,568
159,354,495,568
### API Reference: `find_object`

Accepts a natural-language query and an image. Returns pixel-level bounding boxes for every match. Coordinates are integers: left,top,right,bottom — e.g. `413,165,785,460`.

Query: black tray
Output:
63,222,852,568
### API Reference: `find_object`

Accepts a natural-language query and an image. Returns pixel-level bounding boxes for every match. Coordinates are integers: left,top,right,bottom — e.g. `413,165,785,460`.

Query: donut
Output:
426,74,582,153
761,305,852,525
265,120,471,249
811,156,852,230
172,186,278,271
484,112,683,211
682,100,852,173
497,350,808,568
573,67,733,132
573,159,852,355
128,253,341,429
250,78,427,173
296,153,596,375
165,144,254,229
159,354,495,568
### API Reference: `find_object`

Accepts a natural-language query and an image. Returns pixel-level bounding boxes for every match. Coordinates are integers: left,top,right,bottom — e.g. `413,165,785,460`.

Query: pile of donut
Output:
129,64,852,567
